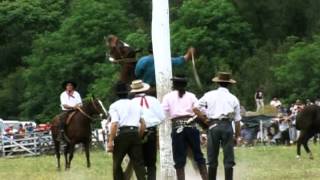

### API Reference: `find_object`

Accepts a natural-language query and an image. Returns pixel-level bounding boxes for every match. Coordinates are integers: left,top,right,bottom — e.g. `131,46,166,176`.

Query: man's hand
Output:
107,141,114,152
184,47,196,61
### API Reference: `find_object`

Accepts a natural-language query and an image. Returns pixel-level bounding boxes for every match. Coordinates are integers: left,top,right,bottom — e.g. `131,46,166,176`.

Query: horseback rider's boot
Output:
208,166,217,180
198,164,208,180
57,113,67,142
176,168,185,180
225,168,233,180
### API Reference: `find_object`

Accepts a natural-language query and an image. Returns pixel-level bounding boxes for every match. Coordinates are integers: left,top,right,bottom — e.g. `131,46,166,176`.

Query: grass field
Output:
1,145,320,180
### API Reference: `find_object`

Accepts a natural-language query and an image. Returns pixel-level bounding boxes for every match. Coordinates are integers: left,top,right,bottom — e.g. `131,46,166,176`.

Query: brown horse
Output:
105,34,141,84
51,98,108,170
296,105,320,159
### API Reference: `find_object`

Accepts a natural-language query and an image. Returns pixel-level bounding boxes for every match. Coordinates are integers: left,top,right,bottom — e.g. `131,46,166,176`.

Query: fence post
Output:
260,120,263,143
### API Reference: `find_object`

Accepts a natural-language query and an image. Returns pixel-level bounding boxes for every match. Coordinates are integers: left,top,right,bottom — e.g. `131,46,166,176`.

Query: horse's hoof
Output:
309,156,314,160
296,155,301,159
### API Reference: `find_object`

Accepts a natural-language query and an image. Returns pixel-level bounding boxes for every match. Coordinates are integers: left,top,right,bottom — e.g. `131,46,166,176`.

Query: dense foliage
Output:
1,0,320,122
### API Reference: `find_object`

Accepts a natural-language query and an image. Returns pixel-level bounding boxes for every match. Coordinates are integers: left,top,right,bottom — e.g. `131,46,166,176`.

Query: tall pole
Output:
152,0,175,179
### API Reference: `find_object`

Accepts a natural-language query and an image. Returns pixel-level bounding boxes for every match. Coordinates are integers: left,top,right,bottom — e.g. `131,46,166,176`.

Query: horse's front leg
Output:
54,140,61,170
84,142,91,168
64,144,70,170
68,144,75,169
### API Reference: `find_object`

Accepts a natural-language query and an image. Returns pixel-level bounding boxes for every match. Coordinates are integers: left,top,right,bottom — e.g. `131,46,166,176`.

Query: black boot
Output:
208,166,217,180
198,164,208,180
225,168,233,180
176,168,185,180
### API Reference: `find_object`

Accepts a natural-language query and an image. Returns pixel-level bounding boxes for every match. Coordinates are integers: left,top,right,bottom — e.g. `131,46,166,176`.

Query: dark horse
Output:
105,34,141,84
51,98,108,170
296,105,320,159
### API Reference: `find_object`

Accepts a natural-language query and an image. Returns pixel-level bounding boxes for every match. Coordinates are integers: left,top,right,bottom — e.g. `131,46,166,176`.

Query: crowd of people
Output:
249,93,320,146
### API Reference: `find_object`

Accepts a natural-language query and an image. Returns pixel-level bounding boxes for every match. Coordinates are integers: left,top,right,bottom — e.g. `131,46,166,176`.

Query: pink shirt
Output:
162,90,198,119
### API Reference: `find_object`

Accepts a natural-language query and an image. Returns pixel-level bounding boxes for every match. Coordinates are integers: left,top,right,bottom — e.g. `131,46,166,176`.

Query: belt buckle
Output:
130,127,134,130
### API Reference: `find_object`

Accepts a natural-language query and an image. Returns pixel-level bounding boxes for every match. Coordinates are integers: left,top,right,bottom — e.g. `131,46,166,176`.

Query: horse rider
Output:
58,80,82,141
130,80,165,180
107,82,146,180
135,44,195,96
162,75,208,180
193,72,241,180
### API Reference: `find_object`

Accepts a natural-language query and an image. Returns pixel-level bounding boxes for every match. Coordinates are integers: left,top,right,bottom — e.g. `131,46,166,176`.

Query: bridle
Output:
76,99,108,121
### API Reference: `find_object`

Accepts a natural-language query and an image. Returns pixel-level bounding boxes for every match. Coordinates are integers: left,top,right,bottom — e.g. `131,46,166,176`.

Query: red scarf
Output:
67,90,75,98
139,96,149,109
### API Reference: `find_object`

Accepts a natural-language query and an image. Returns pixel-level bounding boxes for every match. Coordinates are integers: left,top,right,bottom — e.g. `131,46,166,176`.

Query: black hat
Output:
115,82,128,95
62,80,77,89
171,75,188,83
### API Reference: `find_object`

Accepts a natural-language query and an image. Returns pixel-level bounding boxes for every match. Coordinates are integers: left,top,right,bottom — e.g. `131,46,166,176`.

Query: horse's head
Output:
105,34,119,49
83,97,108,120
105,34,139,61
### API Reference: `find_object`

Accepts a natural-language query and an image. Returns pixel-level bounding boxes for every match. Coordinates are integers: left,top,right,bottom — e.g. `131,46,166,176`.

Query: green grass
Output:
1,145,320,180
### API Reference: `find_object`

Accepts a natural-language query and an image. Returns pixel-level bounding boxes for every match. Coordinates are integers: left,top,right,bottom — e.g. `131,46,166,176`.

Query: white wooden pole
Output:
152,0,176,179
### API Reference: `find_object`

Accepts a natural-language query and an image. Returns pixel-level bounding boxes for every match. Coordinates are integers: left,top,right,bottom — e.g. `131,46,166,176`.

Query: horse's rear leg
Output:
84,143,91,168
303,131,315,160
54,140,61,170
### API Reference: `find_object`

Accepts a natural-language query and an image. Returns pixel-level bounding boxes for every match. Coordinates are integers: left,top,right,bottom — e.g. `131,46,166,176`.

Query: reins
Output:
75,100,102,121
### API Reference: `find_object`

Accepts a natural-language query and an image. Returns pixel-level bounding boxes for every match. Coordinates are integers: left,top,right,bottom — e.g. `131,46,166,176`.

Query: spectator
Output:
26,123,34,133
17,124,26,138
278,114,290,145
270,97,282,112
254,89,264,112
306,99,313,106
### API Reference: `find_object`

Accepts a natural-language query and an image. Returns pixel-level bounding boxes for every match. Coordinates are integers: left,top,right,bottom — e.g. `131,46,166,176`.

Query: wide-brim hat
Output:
171,76,188,83
212,72,236,84
130,80,150,93
62,80,77,89
115,82,129,95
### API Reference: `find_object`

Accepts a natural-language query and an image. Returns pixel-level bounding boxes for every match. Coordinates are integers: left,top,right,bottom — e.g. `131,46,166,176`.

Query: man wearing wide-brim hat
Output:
58,80,82,141
130,80,165,180
107,81,146,180
162,75,208,180
193,72,241,180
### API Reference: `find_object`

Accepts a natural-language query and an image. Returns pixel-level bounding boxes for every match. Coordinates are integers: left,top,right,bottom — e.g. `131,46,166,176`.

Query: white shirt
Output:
108,99,142,127
162,91,198,119
60,91,82,110
131,94,165,128
195,87,241,121
270,100,281,107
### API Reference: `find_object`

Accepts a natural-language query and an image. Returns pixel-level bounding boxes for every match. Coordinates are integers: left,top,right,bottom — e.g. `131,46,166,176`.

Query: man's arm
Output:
139,118,146,137
193,108,209,125
107,122,118,152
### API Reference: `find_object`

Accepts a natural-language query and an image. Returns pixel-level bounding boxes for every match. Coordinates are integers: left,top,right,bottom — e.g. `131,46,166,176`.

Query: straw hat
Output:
130,80,150,93
212,72,236,84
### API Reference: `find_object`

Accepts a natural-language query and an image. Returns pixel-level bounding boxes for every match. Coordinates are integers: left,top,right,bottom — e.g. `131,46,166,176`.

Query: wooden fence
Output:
0,129,106,158
0,132,54,158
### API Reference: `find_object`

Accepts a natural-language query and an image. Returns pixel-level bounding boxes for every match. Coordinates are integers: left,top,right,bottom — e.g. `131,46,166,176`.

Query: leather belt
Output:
119,126,138,134
207,118,231,129
172,116,195,129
